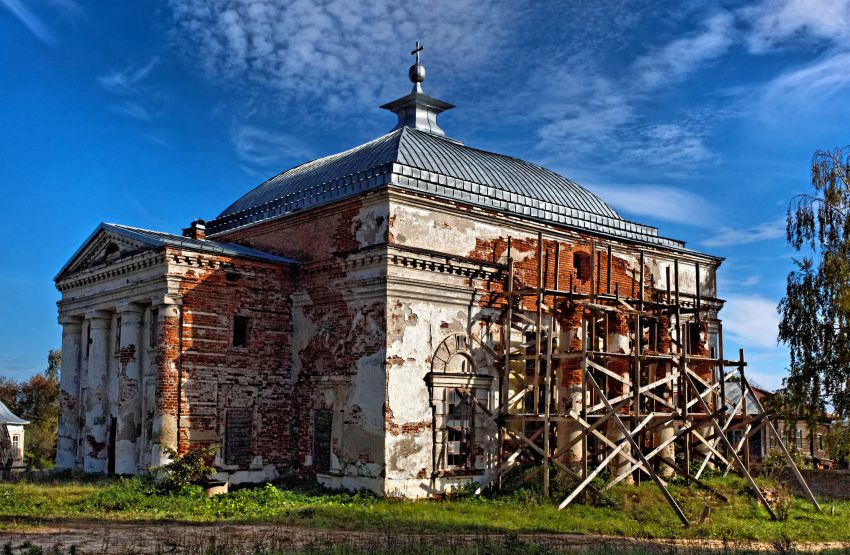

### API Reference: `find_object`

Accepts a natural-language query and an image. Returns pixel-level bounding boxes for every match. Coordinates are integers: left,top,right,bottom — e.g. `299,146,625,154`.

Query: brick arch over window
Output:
430,332,476,373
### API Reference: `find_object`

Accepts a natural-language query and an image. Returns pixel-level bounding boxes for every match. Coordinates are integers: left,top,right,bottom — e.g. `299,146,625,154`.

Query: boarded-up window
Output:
313,410,332,472
225,409,252,466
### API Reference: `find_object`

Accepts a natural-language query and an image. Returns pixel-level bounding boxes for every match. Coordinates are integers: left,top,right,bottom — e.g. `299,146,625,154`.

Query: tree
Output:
0,350,61,468
824,422,850,467
779,147,850,419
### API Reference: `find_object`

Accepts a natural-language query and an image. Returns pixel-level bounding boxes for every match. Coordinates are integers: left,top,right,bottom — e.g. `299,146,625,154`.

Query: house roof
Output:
55,223,295,281
207,128,693,250
724,381,761,416
0,401,28,425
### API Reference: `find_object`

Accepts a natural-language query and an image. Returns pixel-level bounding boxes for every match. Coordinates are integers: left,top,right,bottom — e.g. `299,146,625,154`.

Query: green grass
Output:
0,474,848,544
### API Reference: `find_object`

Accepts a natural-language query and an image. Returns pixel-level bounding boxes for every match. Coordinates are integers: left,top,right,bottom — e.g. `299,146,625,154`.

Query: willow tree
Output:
779,147,850,418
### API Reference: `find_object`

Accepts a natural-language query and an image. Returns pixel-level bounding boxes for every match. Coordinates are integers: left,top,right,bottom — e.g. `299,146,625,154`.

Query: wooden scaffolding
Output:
477,233,820,526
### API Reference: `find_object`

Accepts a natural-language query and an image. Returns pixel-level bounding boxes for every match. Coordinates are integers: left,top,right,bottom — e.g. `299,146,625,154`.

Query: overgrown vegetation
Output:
0,474,847,543
759,450,810,480
153,445,217,493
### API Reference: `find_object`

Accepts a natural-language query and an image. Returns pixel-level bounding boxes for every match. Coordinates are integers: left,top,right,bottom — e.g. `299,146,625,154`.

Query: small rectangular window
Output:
795,429,803,450
817,433,824,452
225,408,252,466
149,309,159,348
233,315,249,348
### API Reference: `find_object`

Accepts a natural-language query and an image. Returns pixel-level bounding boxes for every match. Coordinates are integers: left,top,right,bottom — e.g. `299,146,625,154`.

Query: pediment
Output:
55,225,158,281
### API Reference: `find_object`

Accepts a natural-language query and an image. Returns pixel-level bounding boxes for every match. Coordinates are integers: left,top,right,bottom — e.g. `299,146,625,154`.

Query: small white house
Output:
1,401,29,469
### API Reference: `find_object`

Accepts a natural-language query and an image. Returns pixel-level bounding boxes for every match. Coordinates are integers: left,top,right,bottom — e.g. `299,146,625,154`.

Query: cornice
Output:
56,250,167,292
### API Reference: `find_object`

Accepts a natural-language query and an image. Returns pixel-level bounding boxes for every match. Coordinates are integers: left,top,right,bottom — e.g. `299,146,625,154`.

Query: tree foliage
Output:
779,147,850,418
825,423,850,467
1,349,61,468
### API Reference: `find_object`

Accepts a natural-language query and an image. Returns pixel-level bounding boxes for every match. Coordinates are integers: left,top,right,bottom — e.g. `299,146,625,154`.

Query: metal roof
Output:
207,127,687,249
104,224,295,264
0,401,28,425
55,223,295,280
724,381,760,416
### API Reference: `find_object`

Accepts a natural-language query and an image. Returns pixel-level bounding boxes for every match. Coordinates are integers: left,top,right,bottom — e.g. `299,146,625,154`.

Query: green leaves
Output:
153,446,216,493
780,147,850,418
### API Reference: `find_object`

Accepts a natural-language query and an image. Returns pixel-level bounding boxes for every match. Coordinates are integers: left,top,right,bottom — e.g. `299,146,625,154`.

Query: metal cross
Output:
411,41,423,64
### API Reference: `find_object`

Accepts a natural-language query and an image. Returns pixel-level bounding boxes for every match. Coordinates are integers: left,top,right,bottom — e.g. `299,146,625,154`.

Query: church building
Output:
55,51,724,496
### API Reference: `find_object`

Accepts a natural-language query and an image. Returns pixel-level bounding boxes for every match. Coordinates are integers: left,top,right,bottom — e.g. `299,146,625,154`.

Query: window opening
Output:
446,389,473,468
149,309,158,348
573,252,591,281
233,315,249,348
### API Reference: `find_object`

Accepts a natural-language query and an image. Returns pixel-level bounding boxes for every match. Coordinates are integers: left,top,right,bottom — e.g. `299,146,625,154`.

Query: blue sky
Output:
1,0,849,388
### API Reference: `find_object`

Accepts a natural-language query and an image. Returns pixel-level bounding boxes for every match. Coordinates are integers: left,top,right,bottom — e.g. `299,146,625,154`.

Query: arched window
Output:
428,333,494,473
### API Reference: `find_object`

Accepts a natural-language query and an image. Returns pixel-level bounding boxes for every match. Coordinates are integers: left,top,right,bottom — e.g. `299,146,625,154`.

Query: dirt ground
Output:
1,521,850,554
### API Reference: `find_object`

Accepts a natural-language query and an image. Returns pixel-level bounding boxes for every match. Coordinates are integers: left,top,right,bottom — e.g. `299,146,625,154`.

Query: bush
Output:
153,446,216,493
760,449,809,480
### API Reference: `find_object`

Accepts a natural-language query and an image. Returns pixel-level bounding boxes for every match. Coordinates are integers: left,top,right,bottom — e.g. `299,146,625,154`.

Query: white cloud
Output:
98,57,168,120
700,218,785,248
165,0,512,110
1,0,56,44
722,294,781,349
633,12,736,88
231,124,311,168
742,0,850,53
586,183,716,226
740,275,761,287
623,123,717,166
760,52,850,111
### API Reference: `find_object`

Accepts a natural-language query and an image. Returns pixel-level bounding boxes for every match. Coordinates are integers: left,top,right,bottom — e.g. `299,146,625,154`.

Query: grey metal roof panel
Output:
0,401,28,425
207,127,694,251
724,381,760,415
54,223,295,281
217,130,404,219
105,224,296,264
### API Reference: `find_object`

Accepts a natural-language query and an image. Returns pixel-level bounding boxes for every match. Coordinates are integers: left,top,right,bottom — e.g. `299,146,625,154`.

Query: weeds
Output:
0,474,846,545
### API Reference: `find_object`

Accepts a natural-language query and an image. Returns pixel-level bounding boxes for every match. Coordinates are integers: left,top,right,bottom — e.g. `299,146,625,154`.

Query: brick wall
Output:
780,468,850,500
167,248,295,468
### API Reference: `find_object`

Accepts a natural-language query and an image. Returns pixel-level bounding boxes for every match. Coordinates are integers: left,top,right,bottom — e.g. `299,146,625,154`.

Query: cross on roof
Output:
411,41,423,64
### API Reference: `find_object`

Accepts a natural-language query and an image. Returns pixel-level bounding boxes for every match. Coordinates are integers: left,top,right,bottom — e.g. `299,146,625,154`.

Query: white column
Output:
115,304,144,475
83,310,112,473
56,315,83,470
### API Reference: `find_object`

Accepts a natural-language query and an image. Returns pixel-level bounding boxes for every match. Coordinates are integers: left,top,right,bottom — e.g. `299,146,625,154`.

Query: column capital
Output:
150,294,182,308
85,309,114,326
58,314,83,328
116,302,145,316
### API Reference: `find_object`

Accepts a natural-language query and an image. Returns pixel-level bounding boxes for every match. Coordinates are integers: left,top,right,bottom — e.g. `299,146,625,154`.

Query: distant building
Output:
0,401,29,473
725,382,834,469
